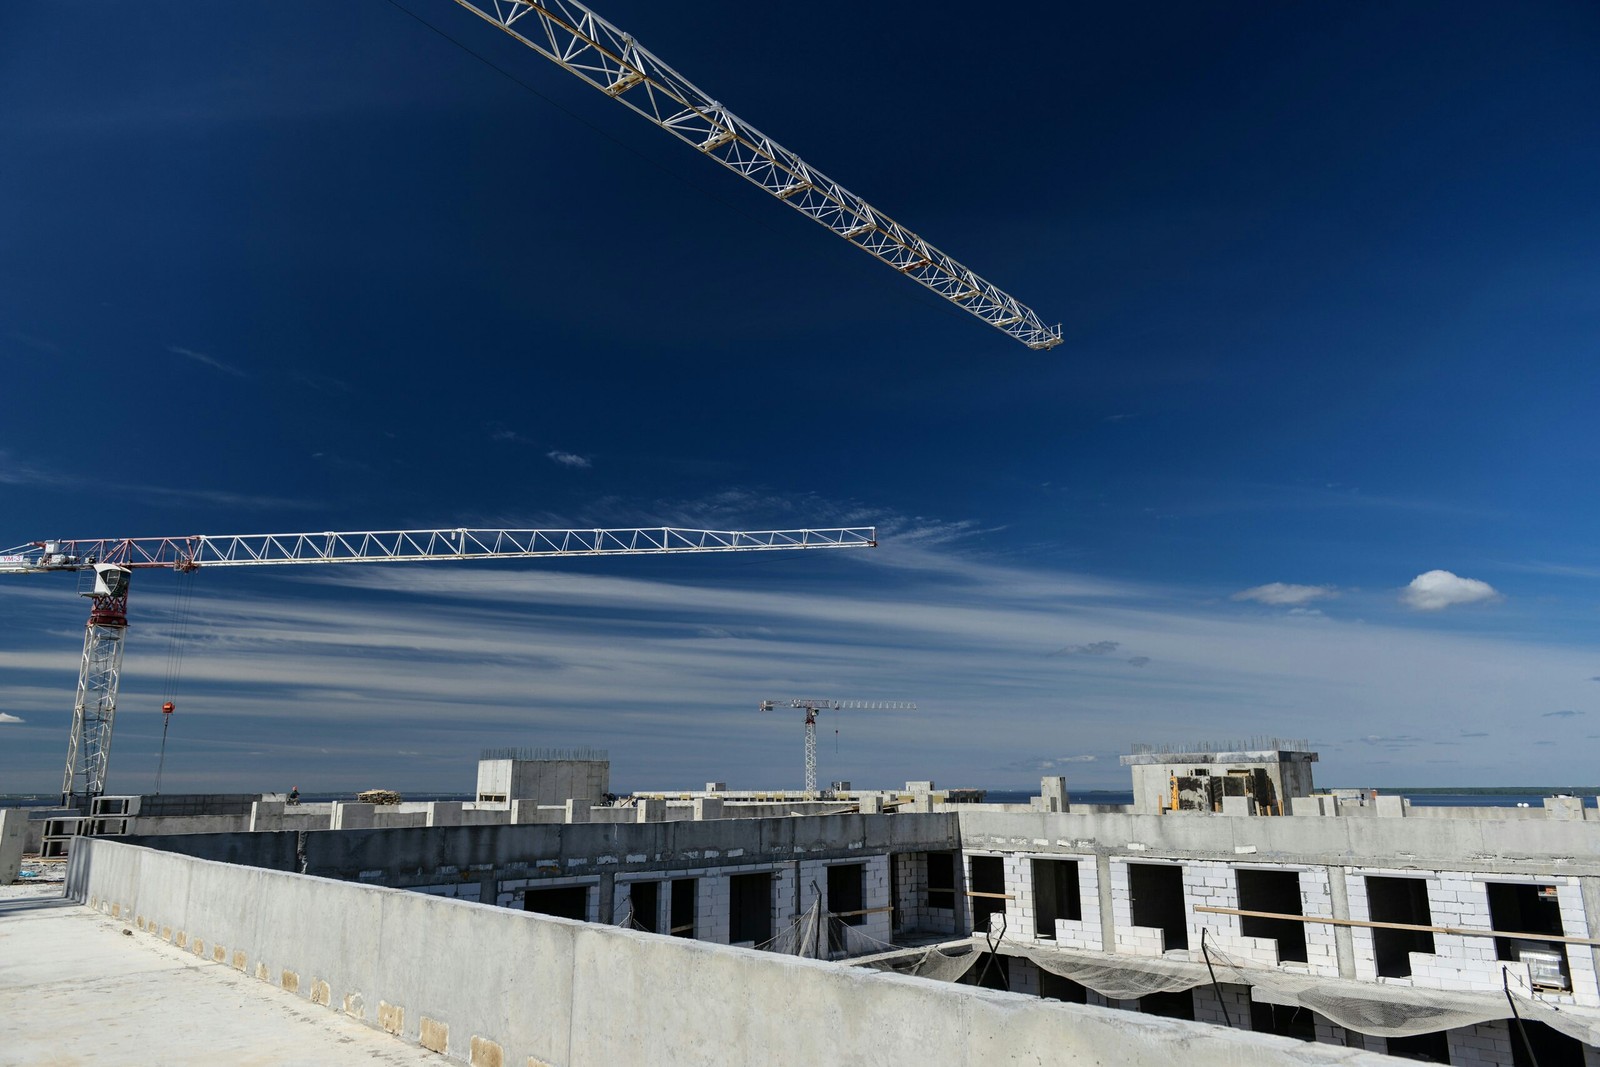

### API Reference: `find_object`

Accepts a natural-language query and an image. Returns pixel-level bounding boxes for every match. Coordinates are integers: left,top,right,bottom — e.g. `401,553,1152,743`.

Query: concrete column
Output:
249,801,285,832
1221,795,1252,817
564,800,590,824
330,802,375,830
1040,776,1069,813
1325,865,1356,979
426,802,465,827
858,795,882,815
692,797,724,821
510,800,539,824
597,872,614,924
1095,853,1115,954
0,809,28,885
636,798,666,823
1579,877,1600,995
1374,795,1405,818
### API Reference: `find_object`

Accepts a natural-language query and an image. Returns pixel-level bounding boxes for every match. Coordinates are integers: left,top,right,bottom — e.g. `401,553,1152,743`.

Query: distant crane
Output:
447,0,1061,350
0,525,876,806
758,699,916,794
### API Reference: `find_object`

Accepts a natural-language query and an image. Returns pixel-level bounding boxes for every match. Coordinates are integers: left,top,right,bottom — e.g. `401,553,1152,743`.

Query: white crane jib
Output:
448,0,1061,351
758,698,916,795
1,525,876,806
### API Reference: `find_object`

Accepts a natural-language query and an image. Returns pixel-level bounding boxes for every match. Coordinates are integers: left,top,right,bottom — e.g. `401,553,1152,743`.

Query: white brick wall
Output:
1186,859,1240,963
1192,983,1251,1027
1345,867,1600,1008
1446,1020,1515,1067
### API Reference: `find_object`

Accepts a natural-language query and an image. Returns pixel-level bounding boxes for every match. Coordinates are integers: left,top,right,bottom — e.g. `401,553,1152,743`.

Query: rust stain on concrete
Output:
420,1017,448,1054
470,1036,505,1067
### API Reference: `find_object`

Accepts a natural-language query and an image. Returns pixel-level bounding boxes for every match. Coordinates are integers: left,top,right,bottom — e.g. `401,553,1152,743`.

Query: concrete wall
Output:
67,838,1399,1066
956,808,1600,877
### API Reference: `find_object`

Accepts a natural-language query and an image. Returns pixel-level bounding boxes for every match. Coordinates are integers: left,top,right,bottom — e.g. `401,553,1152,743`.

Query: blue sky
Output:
2,2,1598,795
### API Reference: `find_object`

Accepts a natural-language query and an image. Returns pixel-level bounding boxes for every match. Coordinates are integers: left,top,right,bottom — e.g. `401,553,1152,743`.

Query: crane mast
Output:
2,526,876,806
758,699,916,794
448,0,1061,351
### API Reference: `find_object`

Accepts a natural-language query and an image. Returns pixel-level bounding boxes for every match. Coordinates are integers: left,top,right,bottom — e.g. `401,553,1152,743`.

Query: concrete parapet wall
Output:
67,838,1398,1066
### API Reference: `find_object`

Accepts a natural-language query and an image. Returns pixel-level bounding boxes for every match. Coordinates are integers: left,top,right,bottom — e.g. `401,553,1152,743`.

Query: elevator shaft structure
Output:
448,0,1061,350
1,526,877,806
758,699,916,794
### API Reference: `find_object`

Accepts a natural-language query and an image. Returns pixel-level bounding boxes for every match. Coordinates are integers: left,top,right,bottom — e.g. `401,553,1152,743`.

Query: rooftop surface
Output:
0,882,442,1065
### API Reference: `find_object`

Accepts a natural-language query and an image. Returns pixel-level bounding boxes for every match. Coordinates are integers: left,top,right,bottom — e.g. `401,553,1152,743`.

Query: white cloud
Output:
1232,583,1336,606
546,450,592,469
168,345,246,378
1401,570,1500,611
0,712,23,724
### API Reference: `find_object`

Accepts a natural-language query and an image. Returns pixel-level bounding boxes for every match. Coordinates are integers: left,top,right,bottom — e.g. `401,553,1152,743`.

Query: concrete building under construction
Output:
7,744,1600,1065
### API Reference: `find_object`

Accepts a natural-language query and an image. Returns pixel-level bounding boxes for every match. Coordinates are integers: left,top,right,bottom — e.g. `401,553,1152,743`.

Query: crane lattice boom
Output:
449,0,1061,351
0,526,875,573
1,526,876,806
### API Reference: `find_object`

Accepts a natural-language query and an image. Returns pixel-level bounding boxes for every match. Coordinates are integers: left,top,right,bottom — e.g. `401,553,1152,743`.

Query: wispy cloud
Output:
0,712,23,724
169,345,247,378
0,448,311,510
1401,570,1500,611
1233,582,1336,607
0,449,69,487
546,450,592,469
1007,754,1098,771
1,516,1595,790
1543,709,1585,718
1050,640,1120,657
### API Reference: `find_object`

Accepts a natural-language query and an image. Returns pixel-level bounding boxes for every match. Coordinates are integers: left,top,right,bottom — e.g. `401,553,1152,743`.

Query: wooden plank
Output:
1193,905,1600,947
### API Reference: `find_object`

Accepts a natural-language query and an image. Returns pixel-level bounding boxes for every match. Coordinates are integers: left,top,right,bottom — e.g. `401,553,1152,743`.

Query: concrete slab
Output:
0,884,443,1065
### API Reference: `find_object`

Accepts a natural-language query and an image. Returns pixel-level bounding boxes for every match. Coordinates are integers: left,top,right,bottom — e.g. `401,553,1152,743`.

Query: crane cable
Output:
154,570,197,793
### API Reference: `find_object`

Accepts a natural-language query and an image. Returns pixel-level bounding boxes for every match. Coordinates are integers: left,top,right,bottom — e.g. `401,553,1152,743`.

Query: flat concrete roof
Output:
0,883,442,1064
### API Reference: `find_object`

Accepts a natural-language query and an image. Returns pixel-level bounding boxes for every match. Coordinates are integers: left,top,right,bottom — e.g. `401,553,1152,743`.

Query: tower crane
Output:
447,0,1061,351
758,698,915,794
0,525,876,807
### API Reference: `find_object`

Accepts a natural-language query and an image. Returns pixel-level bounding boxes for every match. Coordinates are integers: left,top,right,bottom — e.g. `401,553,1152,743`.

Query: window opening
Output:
1251,1002,1315,1041
1031,858,1081,938
1488,882,1569,992
729,872,773,945
1386,1030,1450,1062
969,855,1006,932
628,880,660,933
523,884,588,921
827,863,866,953
1237,868,1306,963
926,852,957,910
1038,971,1087,1003
1140,990,1194,1019
1366,876,1434,978
669,878,697,938
1510,1019,1586,1067
1128,862,1187,950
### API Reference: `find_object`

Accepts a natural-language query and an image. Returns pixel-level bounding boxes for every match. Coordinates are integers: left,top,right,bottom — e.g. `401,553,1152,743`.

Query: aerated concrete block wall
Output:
67,838,1401,1067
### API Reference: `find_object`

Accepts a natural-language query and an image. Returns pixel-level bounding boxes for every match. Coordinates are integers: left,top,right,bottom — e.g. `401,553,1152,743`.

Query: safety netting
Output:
1006,939,1600,1042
